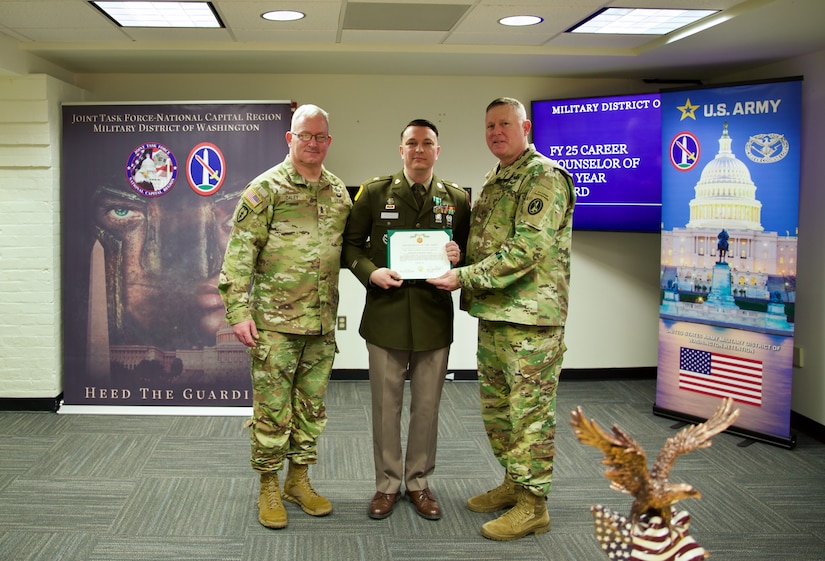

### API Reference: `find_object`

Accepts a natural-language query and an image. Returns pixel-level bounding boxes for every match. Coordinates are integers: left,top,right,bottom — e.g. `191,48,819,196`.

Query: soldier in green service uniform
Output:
428,97,575,541
343,119,470,521
218,104,352,530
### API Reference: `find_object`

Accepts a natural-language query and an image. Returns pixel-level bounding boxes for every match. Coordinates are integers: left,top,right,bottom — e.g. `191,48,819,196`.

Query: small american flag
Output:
679,347,762,406
243,187,263,208
592,505,708,561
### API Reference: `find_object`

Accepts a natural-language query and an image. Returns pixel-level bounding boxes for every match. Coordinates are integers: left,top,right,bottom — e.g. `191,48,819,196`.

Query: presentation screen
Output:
531,93,662,232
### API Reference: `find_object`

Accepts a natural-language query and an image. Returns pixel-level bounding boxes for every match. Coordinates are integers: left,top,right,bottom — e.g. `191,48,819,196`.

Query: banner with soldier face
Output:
61,101,292,408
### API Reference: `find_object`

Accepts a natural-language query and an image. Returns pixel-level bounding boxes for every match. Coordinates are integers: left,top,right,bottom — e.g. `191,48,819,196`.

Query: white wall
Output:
0,75,85,398
0,71,662,398
71,73,663,375
1,55,820,430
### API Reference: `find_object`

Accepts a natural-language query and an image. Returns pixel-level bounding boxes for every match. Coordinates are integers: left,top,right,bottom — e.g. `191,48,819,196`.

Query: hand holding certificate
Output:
387,229,452,280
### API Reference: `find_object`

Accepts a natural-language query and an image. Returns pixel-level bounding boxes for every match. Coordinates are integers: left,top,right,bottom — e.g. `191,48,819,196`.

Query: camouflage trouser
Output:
476,320,566,497
247,329,336,473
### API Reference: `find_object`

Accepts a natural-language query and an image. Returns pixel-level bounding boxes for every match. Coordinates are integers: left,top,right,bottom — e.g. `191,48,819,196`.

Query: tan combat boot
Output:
467,477,518,513
282,462,333,516
258,472,287,529
480,485,550,541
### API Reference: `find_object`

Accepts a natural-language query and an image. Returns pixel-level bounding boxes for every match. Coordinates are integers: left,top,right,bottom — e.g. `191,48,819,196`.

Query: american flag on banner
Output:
679,347,763,406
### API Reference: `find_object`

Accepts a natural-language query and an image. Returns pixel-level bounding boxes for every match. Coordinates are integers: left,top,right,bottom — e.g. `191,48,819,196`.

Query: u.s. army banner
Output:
655,78,802,447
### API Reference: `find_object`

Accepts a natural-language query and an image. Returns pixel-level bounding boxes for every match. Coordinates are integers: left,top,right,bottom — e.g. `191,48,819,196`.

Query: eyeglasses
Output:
292,132,329,143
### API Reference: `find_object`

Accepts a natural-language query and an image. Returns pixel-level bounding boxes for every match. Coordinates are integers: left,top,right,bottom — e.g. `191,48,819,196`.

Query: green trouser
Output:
248,330,336,473
476,320,565,496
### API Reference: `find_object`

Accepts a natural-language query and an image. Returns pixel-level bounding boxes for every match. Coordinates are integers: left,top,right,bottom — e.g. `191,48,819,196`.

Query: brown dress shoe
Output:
406,488,442,520
369,491,399,519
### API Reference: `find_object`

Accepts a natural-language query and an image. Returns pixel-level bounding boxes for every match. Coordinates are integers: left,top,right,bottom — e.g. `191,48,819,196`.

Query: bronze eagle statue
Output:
570,397,739,529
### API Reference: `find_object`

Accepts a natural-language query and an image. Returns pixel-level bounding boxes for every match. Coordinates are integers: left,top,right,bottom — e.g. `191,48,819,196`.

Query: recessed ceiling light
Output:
262,10,306,22
91,1,223,28
499,15,543,27
568,7,718,35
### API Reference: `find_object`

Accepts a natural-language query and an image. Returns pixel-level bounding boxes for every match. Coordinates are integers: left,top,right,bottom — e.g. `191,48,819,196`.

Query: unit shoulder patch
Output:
521,185,553,229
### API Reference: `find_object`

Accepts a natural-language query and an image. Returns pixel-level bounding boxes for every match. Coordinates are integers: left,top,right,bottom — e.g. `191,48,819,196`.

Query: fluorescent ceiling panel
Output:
92,1,223,28
569,8,718,35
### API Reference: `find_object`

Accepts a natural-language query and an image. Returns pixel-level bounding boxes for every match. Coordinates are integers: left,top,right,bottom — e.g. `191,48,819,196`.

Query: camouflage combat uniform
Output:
218,156,352,473
456,145,575,496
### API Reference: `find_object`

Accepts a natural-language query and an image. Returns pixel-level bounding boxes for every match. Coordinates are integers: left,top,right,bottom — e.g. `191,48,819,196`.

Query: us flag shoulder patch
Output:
242,186,267,212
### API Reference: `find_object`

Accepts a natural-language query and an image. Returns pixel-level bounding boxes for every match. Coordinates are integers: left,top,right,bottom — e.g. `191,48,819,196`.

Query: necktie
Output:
412,183,426,209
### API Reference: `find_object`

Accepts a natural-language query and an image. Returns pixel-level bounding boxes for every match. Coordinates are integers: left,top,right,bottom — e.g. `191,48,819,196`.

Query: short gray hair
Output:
291,104,330,129
486,97,527,122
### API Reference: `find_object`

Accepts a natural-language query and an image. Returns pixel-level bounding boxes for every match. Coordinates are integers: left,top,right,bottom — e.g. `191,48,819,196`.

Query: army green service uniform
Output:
343,171,470,494
219,156,352,473
456,145,575,497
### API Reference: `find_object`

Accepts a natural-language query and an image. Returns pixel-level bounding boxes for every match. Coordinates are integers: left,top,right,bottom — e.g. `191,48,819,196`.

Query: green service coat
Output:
343,171,471,351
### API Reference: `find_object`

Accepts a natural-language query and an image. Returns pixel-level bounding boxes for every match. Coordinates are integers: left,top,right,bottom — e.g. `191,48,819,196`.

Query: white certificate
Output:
387,229,452,280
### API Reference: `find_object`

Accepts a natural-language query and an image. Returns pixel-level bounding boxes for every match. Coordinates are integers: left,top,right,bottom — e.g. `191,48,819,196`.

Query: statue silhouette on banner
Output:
716,229,729,264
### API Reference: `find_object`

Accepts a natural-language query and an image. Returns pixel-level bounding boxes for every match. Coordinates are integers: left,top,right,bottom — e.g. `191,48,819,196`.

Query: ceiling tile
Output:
343,2,470,31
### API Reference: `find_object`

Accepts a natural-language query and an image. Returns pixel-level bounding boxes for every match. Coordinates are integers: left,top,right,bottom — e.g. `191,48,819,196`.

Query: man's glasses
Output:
292,132,329,143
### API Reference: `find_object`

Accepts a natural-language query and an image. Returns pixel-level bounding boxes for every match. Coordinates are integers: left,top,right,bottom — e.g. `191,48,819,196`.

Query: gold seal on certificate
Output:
387,229,452,280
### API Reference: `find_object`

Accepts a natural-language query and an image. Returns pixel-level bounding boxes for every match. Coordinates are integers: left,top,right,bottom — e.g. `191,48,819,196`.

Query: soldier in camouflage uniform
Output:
218,104,352,529
428,97,575,541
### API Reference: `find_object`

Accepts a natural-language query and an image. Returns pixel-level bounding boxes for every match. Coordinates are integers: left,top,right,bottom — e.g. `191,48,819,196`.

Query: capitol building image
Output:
660,123,797,334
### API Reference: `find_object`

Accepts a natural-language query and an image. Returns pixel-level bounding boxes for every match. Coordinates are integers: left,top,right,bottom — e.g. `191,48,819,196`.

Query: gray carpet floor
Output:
1,377,823,561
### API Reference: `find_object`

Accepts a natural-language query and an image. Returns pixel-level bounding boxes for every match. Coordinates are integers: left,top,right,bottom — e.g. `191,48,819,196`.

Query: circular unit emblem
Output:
527,198,544,215
126,142,178,197
669,132,701,172
187,142,226,196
